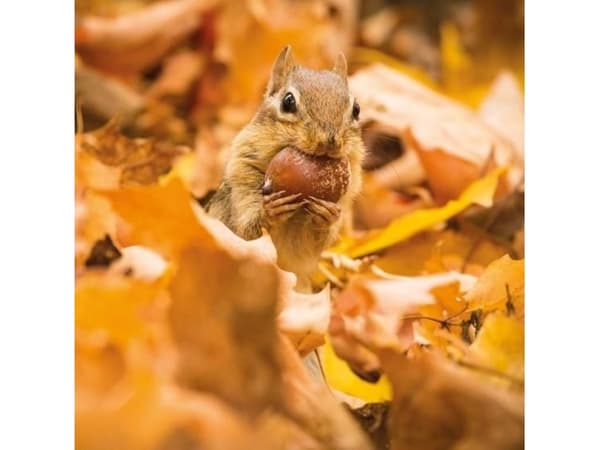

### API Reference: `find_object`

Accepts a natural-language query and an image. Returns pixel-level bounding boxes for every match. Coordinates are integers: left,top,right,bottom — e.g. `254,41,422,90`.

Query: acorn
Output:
262,147,350,202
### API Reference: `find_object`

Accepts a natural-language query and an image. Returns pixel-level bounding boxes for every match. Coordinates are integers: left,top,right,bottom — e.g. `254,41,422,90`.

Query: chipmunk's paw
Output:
263,191,304,228
304,196,341,229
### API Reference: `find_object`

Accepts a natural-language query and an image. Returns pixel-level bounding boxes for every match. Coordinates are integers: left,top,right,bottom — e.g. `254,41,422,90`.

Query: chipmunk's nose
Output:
315,132,340,155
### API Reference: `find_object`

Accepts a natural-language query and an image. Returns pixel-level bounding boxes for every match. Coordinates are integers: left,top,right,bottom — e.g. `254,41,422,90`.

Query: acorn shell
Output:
263,147,350,202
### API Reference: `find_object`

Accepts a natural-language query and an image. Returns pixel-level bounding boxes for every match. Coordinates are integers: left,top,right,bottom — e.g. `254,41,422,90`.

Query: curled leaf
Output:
76,0,219,73
349,63,521,203
464,254,524,318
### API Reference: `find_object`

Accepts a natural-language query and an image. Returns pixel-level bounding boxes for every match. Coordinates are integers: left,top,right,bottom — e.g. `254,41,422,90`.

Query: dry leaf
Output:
353,173,432,230
332,166,506,258
325,271,475,402
464,254,524,318
76,120,190,188
168,242,282,417
374,229,509,277
75,273,169,348
278,336,374,450
146,49,205,100
466,312,524,382
349,63,521,203
214,0,358,105
278,284,331,356
380,348,523,450
76,0,219,74
77,367,274,450
76,56,146,126
101,177,216,257
478,71,524,155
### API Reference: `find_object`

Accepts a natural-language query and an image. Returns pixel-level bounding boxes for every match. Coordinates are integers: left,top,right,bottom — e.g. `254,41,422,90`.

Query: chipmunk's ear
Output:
332,52,348,81
267,45,295,95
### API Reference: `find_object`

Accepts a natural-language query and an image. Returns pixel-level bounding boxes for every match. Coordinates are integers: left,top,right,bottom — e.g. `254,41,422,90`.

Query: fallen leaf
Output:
322,334,392,403
466,312,524,382
146,49,205,100
353,173,433,230
379,348,523,450
75,273,168,348
76,0,219,74
107,245,169,282
464,254,524,318
326,271,476,402
76,367,274,450
349,63,520,203
167,242,283,417
214,0,357,105
278,284,331,356
332,166,506,258
478,71,524,156
101,177,216,257
278,335,374,450
76,119,190,188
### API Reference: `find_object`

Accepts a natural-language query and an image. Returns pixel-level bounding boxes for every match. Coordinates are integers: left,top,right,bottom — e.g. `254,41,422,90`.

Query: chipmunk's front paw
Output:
263,191,304,229
304,196,341,229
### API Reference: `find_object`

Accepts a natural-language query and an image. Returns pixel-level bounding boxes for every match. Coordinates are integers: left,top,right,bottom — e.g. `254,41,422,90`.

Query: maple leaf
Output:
100,177,216,257
464,254,524,318
325,271,476,401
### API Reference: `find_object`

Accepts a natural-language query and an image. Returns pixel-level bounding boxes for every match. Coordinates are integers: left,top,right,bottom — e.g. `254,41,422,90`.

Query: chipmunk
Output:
207,46,364,290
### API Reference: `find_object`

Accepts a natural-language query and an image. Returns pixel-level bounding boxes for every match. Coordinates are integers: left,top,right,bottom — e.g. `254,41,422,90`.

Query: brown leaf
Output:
379,348,523,450
146,49,205,100
167,242,282,417
76,367,276,450
278,336,374,450
77,119,190,188
349,64,521,203
76,0,219,74
76,56,146,127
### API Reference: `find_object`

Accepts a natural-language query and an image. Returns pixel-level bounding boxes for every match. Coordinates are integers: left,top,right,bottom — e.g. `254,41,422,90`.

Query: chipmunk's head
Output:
255,45,362,159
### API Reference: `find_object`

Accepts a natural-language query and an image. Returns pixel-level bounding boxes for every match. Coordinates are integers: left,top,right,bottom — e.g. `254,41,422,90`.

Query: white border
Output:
0,2,74,449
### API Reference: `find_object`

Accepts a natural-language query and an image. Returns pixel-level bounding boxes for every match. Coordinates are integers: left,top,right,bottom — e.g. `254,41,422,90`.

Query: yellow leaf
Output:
464,254,524,317
75,274,167,347
468,313,524,381
441,22,471,76
333,167,507,258
100,177,216,258
321,335,391,403
350,46,439,90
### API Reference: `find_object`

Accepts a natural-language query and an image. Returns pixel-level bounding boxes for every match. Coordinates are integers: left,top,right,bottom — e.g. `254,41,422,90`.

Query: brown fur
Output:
207,46,364,286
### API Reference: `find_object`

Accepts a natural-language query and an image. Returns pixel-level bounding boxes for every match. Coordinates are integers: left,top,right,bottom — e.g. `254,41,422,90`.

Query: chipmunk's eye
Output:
281,92,297,113
352,101,360,120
